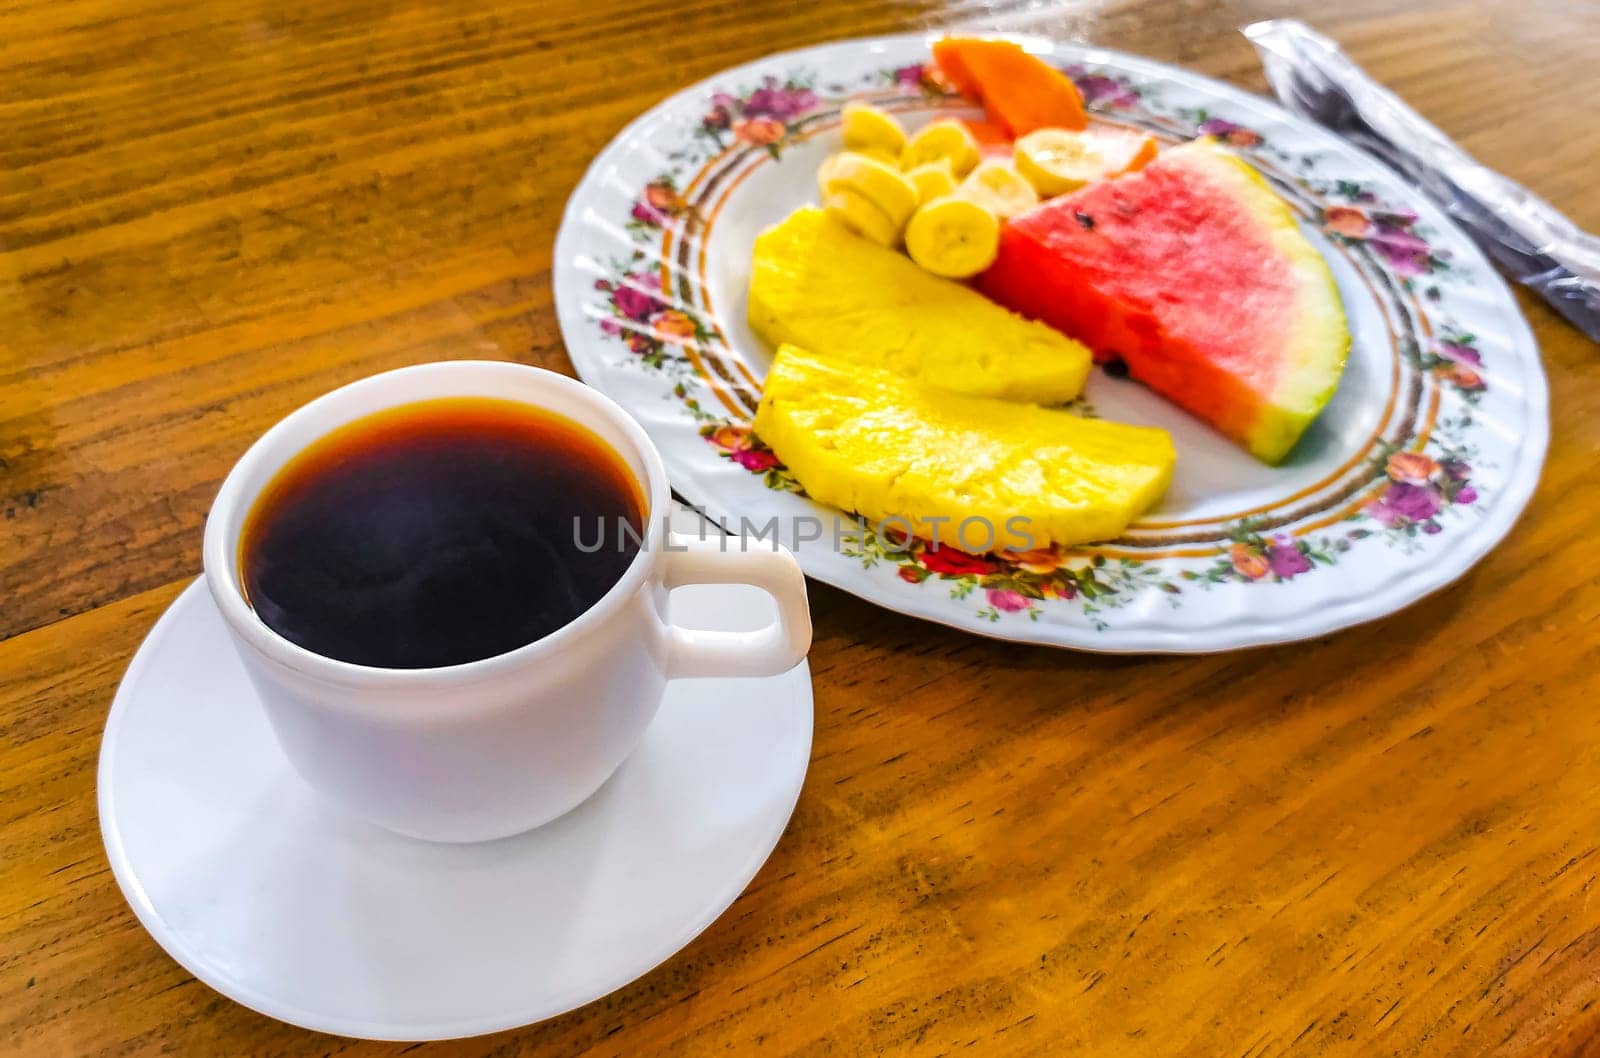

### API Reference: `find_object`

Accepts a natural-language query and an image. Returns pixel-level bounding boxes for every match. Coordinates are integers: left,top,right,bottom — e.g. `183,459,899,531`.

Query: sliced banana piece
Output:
905,160,958,205
856,147,901,167
904,195,1001,278
817,151,919,227
957,159,1040,220
899,118,981,178
824,187,900,247
817,151,849,192
1014,127,1157,196
841,101,908,157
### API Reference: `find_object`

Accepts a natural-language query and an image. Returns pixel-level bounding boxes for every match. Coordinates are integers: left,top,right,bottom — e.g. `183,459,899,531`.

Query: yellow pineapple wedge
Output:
754,345,1175,552
748,207,1091,404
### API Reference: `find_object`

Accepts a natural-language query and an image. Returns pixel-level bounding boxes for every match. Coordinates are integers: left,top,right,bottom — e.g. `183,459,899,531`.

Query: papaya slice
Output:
961,118,1015,159
932,38,1088,135
930,38,983,99
961,118,1013,147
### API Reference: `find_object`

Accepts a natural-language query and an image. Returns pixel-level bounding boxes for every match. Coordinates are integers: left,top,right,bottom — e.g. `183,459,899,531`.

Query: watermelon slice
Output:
977,139,1350,464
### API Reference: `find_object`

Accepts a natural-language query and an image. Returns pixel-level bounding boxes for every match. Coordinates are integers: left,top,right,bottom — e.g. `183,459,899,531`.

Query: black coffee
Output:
239,397,646,669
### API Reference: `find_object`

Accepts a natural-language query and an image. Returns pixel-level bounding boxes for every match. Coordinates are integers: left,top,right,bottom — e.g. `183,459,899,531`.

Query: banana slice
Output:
817,151,849,192
824,187,900,246
904,195,1001,278
817,151,919,227
957,159,1039,220
899,118,981,177
1014,127,1158,196
841,101,908,157
905,160,958,205
857,147,901,167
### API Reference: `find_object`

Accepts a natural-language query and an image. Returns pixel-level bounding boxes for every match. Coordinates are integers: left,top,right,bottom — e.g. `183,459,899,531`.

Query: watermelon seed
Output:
1074,210,1095,230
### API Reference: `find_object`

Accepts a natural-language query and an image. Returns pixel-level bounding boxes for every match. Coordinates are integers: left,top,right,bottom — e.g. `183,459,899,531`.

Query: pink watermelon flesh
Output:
977,140,1349,464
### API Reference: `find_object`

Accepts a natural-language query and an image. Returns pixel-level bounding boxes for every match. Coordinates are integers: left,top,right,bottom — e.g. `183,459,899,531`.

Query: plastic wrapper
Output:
1245,19,1600,341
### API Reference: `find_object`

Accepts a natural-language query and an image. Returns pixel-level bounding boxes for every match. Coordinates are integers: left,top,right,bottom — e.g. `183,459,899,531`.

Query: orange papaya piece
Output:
933,38,1088,135
960,120,1011,154
930,38,983,99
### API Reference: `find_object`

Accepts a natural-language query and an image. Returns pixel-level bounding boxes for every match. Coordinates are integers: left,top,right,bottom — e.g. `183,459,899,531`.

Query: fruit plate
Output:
552,32,1548,653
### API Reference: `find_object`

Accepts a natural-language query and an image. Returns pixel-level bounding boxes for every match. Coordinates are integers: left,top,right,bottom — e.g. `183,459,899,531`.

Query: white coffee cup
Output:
203,361,811,843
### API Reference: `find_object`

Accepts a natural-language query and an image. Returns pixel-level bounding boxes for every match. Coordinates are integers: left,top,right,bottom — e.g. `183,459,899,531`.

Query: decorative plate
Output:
552,33,1548,653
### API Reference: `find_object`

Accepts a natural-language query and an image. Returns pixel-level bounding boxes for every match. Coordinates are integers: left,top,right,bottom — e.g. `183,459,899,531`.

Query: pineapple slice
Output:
748,208,1091,405
754,345,1174,552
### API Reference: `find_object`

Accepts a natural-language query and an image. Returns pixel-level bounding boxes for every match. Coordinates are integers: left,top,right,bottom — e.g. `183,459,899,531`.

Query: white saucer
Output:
98,577,813,1041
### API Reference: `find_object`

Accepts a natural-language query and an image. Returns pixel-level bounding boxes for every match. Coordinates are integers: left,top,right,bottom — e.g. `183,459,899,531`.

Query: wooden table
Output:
5,0,1598,1054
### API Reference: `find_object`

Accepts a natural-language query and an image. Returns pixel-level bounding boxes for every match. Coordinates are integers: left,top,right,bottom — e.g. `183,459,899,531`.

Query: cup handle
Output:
660,532,812,679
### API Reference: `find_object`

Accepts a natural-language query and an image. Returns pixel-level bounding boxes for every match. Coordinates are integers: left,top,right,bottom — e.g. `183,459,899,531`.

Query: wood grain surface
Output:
4,0,1599,1054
